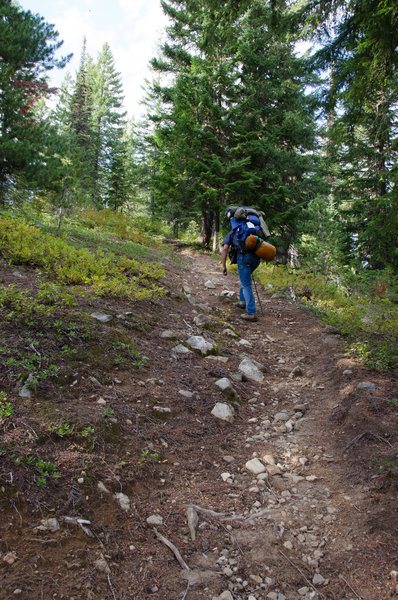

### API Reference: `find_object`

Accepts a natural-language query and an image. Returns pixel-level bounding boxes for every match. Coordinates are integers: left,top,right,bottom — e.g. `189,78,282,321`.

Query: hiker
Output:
221,231,261,322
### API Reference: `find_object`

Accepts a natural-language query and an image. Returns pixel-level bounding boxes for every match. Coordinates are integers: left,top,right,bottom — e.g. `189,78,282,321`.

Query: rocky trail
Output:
1,248,397,600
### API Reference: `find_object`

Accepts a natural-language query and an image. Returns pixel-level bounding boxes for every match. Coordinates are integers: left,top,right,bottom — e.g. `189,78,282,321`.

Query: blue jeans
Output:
237,252,261,314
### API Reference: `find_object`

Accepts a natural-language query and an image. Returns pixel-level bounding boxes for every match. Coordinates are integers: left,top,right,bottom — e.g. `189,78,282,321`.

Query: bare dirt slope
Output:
1,248,397,600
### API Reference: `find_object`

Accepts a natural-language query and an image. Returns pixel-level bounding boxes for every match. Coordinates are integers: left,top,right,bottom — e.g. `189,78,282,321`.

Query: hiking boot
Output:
240,313,258,322
234,301,246,309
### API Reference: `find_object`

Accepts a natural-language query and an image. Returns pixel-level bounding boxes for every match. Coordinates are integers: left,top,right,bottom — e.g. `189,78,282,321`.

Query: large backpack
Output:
225,206,271,263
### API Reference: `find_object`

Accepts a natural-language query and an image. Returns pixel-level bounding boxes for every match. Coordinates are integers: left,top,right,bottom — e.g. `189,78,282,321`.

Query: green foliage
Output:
138,449,159,464
0,215,166,300
258,263,398,370
0,0,70,198
6,452,60,486
48,422,73,437
0,392,13,420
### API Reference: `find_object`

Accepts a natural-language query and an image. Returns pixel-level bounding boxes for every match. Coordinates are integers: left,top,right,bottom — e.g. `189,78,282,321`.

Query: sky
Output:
20,0,170,120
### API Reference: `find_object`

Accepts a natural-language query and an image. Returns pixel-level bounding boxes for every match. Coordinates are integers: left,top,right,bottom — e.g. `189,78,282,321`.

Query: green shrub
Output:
0,215,166,301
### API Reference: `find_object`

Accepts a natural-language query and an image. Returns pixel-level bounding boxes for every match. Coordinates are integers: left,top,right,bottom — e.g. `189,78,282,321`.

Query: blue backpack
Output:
226,206,270,263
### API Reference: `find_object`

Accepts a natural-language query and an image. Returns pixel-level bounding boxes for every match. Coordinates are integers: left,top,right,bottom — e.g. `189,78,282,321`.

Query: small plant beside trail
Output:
258,264,398,370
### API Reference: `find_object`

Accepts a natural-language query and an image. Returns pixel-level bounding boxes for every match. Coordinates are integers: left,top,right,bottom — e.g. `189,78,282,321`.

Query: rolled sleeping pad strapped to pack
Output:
245,235,276,262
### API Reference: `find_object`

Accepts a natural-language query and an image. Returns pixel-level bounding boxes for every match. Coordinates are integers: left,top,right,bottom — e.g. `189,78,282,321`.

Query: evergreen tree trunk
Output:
201,210,213,249
212,211,220,253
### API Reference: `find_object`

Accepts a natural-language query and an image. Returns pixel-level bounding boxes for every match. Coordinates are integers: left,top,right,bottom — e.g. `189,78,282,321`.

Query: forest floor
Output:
0,245,397,600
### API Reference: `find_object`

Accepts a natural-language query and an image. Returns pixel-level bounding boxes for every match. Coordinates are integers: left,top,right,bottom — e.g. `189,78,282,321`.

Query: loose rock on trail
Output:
0,248,397,600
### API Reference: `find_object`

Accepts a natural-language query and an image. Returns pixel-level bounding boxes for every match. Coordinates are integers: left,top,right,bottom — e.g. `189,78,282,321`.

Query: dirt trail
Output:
1,249,397,600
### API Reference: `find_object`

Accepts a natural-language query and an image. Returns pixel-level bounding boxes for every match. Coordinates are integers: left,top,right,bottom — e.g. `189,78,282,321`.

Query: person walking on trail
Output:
221,231,261,322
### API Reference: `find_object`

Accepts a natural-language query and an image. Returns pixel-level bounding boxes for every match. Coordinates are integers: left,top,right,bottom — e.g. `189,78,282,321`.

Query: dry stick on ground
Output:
153,528,190,570
107,574,117,600
339,575,363,600
185,503,270,523
278,551,326,600
181,578,191,600
344,431,393,453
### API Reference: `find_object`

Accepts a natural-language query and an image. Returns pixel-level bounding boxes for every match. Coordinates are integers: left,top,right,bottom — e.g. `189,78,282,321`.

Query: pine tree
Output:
0,0,70,199
231,0,317,248
306,0,398,270
89,43,127,208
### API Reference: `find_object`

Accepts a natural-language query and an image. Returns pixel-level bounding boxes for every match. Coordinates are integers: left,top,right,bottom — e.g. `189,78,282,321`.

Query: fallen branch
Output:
153,528,190,570
181,578,191,600
62,516,94,537
185,503,270,523
107,574,117,600
344,431,393,453
278,550,325,599
339,575,363,599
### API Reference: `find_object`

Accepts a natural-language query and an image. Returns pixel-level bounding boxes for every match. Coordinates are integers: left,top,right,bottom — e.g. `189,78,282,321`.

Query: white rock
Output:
90,312,112,322
262,454,275,465
187,335,214,355
239,358,264,383
245,458,266,475
98,481,110,494
115,492,130,512
219,591,234,600
153,406,171,413
146,514,163,526
179,390,194,398
205,280,216,289
221,472,232,482
211,402,235,423
236,339,252,347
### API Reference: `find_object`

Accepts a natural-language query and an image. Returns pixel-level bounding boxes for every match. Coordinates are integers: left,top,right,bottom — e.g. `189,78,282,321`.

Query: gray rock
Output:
90,312,112,323
187,335,214,355
172,344,192,354
18,385,31,399
356,382,375,390
239,358,264,383
194,314,210,326
215,378,238,399
223,328,238,338
245,458,266,475
205,280,216,289
312,573,325,585
160,330,178,339
220,290,237,302
205,355,229,363
94,555,110,574
211,402,234,423
38,518,60,532
273,411,290,422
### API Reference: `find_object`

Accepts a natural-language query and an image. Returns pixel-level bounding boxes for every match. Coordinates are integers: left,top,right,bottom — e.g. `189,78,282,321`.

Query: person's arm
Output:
221,244,229,276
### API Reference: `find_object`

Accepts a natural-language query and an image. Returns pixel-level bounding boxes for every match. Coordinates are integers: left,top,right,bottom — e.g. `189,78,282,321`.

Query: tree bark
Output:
201,211,213,249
